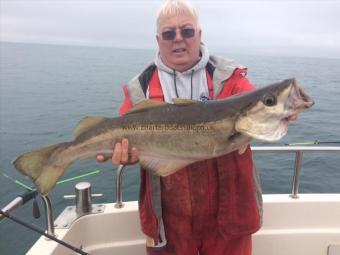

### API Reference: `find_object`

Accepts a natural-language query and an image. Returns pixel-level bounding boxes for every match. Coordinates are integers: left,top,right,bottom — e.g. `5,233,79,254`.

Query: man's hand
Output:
96,138,139,165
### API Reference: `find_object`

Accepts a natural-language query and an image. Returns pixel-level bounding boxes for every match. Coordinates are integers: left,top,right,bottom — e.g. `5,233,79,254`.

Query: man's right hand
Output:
96,138,139,165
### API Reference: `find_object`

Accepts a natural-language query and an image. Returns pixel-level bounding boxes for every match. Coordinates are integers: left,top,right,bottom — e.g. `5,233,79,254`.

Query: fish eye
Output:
262,94,276,106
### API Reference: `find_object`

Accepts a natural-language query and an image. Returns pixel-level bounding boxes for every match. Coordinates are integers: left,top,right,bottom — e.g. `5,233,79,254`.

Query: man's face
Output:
156,14,201,72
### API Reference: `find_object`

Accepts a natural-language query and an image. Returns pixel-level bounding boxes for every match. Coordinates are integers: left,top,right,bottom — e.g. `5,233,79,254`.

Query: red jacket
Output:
119,65,262,248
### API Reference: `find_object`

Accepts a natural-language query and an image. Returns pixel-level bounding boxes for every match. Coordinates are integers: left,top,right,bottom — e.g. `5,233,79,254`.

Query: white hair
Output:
156,0,199,31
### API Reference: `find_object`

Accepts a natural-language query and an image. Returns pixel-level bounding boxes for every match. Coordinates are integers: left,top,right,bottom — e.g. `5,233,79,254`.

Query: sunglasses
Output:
161,28,195,40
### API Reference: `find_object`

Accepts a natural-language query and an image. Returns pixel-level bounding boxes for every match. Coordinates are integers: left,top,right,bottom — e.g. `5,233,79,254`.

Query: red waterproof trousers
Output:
146,160,252,255
147,232,251,255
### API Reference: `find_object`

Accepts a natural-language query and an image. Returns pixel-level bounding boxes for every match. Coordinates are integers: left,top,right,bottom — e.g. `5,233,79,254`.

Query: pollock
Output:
13,78,314,195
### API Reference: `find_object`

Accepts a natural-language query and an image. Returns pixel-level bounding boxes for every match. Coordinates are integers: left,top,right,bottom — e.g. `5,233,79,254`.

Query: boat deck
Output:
27,194,340,255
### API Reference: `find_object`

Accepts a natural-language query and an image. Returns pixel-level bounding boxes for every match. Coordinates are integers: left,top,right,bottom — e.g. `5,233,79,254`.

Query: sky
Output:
1,0,340,59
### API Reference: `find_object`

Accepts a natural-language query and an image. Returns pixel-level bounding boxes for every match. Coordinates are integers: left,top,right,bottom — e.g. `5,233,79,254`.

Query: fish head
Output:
235,78,314,141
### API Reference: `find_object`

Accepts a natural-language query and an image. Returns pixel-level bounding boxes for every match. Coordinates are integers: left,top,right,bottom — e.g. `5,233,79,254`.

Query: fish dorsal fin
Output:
126,99,165,114
73,116,106,137
172,98,196,105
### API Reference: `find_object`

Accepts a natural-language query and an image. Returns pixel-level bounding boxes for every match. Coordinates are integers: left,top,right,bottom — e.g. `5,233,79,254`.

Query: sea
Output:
0,42,339,255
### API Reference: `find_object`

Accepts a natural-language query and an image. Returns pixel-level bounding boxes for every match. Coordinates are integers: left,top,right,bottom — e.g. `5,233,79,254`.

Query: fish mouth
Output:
282,79,314,121
278,80,314,138
289,80,315,111
280,79,315,124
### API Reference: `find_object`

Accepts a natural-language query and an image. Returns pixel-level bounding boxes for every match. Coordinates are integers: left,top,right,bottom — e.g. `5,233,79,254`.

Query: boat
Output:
1,146,340,255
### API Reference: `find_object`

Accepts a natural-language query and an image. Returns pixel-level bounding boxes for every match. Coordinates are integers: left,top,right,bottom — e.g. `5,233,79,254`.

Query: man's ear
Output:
156,34,160,45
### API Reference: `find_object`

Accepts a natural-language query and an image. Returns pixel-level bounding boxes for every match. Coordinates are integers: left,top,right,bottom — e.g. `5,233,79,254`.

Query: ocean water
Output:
0,42,339,254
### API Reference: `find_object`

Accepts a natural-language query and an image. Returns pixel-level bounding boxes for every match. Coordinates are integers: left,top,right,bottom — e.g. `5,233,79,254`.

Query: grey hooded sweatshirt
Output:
153,44,210,103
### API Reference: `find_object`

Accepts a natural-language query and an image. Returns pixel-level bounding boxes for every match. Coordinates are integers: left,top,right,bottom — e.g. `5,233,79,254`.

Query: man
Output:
98,0,263,254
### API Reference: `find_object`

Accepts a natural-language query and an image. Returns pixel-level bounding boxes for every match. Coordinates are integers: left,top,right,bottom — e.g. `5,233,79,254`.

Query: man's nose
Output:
173,29,184,41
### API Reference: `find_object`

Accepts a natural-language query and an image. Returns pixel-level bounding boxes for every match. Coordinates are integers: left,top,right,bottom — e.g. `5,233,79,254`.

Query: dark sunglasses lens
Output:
162,30,176,40
181,28,195,38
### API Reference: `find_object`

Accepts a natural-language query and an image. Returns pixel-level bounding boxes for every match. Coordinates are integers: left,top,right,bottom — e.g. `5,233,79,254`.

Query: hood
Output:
155,43,210,74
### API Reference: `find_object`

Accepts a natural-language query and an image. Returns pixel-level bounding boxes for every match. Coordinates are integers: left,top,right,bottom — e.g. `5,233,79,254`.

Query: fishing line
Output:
0,170,101,254
56,169,101,185
2,173,34,191
285,140,340,146
0,210,89,255
1,169,101,191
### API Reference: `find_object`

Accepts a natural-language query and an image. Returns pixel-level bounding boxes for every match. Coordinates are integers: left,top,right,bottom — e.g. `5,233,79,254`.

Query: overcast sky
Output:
1,0,340,58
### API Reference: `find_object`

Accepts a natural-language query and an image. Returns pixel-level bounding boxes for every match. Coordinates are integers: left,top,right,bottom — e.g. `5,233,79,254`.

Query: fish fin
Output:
126,100,166,114
172,98,196,105
139,155,196,176
13,142,71,195
74,116,107,137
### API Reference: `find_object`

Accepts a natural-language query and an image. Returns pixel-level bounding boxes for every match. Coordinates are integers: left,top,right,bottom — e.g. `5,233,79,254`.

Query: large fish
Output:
13,78,314,195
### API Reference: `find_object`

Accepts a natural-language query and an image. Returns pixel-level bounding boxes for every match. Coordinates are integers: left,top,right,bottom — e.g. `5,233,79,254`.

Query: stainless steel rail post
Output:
41,195,55,238
251,146,340,199
291,151,303,199
115,164,126,208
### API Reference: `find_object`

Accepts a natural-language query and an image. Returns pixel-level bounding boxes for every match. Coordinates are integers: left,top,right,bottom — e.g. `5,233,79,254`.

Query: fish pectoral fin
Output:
139,155,196,176
238,144,248,154
172,98,197,105
74,116,107,138
126,99,166,114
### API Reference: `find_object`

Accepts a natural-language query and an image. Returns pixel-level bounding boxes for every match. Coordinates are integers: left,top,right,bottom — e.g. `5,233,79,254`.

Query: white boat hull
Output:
27,194,340,255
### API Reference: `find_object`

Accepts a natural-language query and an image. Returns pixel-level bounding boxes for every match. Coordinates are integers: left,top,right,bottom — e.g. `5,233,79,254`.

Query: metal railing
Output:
41,195,55,237
114,146,340,207
251,146,340,198
2,146,339,224
115,165,126,208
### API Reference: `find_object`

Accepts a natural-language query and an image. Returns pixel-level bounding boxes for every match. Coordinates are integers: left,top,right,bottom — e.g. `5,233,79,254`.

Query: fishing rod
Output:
0,170,101,254
0,189,38,222
0,209,89,255
285,140,340,146
1,170,101,220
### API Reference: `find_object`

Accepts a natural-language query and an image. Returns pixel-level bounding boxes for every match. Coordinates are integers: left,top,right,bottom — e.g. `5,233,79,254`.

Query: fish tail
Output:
13,142,71,195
